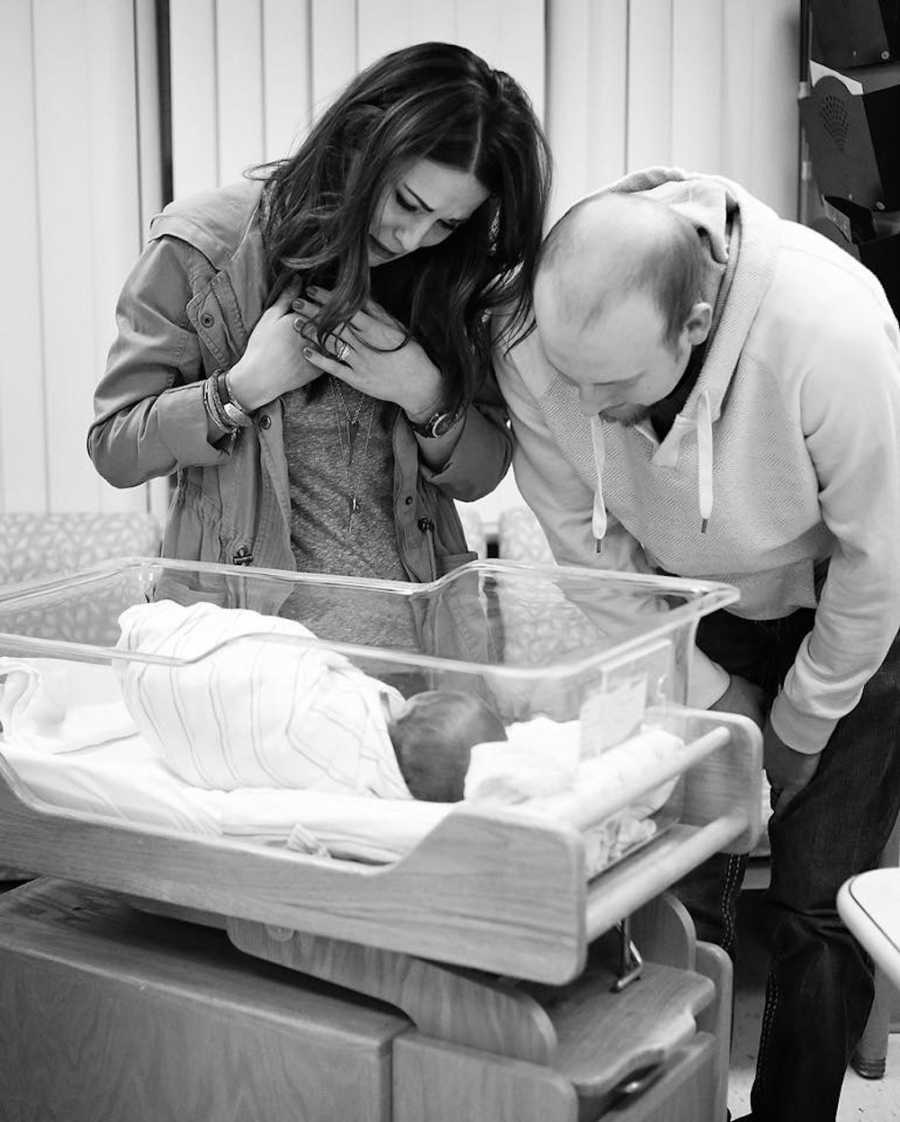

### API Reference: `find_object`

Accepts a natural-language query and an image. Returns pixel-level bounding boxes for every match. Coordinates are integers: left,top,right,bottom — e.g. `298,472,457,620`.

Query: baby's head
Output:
386,690,507,802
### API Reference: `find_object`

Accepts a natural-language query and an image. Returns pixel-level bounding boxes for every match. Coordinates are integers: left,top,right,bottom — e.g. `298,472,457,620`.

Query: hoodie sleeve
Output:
770,303,900,753
495,335,731,708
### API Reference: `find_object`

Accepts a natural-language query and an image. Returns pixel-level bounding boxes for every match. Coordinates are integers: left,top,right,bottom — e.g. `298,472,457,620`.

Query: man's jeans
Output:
674,609,900,1122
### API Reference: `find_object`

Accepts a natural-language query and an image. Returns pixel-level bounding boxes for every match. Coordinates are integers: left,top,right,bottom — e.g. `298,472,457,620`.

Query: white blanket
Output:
116,600,411,798
0,656,681,872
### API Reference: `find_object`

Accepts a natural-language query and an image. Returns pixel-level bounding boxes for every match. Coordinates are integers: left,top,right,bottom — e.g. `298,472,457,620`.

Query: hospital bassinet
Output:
0,557,762,1121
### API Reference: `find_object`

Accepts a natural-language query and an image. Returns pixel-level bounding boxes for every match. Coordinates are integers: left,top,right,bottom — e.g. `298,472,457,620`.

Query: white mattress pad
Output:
0,657,679,871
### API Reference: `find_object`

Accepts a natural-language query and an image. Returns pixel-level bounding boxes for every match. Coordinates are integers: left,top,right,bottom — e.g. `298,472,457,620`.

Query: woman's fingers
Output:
269,276,304,316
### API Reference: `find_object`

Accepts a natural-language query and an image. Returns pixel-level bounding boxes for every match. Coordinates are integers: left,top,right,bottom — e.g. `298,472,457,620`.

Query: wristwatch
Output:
407,402,464,439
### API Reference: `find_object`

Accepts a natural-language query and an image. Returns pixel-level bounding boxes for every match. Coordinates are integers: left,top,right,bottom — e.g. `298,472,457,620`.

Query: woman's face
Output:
369,158,489,266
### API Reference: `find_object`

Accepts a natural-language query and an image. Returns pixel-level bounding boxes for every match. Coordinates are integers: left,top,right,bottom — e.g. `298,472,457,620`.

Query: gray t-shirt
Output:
281,374,419,652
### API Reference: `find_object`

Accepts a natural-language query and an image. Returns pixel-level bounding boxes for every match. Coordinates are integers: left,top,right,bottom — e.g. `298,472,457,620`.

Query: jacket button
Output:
404,495,413,505
199,312,215,328
258,414,271,430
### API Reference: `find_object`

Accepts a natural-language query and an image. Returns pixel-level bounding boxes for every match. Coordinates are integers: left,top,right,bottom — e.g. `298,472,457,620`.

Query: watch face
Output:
410,404,462,438
430,411,455,437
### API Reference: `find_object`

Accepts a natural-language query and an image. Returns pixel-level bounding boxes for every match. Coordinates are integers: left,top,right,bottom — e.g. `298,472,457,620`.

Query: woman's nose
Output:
395,216,431,253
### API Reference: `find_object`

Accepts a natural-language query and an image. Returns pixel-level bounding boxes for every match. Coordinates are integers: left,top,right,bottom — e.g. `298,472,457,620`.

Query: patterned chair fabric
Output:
0,511,161,587
0,510,161,880
497,506,554,564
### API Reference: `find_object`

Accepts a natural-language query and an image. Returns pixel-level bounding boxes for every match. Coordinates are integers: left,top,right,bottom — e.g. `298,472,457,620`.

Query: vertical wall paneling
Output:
262,0,312,161
354,0,544,121
356,0,427,69
626,0,674,174
0,0,47,511
721,0,800,219
747,0,800,220
216,0,265,184
584,0,629,203
454,0,545,122
670,0,724,176
356,0,458,69
135,0,164,251
85,0,149,514
133,0,169,524
169,0,218,197
545,0,591,223
31,0,117,511
310,0,358,119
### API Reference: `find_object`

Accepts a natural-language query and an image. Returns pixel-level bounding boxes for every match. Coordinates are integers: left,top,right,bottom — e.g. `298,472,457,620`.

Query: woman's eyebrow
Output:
402,185,434,212
402,184,464,226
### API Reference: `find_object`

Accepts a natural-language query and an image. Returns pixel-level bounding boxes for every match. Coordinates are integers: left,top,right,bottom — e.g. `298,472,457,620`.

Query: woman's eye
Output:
395,192,416,212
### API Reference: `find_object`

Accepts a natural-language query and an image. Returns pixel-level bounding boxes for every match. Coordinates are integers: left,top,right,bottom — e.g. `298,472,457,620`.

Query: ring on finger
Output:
335,339,352,363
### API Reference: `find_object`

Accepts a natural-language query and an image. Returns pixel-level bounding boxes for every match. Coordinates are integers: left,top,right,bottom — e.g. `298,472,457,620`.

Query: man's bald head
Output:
536,192,707,346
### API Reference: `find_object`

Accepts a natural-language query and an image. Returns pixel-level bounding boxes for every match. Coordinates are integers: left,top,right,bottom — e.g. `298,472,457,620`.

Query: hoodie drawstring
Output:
697,390,714,533
590,416,607,548
590,398,715,544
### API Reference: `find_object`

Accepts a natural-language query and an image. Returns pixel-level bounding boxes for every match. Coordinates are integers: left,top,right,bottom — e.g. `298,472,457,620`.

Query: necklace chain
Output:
331,376,365,431
328,375,376,533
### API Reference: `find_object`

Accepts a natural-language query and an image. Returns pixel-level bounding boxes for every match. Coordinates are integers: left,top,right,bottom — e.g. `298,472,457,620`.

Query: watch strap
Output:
408,400,464,439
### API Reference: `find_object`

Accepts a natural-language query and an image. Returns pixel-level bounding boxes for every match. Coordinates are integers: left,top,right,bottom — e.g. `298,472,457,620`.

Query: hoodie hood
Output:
581,167,782,541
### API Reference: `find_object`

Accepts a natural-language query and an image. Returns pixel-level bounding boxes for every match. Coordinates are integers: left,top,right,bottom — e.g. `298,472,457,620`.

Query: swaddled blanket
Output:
116,600,411,799
1,648,685,874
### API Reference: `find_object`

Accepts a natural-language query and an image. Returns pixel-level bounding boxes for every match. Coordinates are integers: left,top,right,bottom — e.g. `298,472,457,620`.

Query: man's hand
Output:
709,673,766,728
763,718,821,814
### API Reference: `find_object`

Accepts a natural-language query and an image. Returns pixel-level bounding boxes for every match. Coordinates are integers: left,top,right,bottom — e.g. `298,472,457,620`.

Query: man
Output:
494,168,900,1122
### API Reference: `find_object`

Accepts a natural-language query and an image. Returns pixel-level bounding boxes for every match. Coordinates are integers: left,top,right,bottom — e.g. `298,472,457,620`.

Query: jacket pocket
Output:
436,549,478,576
162,477,229,564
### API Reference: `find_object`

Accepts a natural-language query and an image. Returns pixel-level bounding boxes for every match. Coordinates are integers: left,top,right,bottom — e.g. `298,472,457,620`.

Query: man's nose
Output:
577,384,605,416
578,381,624,416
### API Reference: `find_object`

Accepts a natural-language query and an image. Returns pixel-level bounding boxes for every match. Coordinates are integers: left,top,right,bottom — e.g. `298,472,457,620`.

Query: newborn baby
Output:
386,689,506,801
116,599,505,802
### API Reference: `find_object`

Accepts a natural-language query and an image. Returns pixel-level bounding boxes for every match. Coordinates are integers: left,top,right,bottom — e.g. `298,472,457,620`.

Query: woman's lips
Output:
369,235,396,260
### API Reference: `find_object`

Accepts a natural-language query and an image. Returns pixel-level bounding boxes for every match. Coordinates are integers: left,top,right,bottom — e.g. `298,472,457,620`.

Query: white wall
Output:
0,0,162,515
0,0,800,523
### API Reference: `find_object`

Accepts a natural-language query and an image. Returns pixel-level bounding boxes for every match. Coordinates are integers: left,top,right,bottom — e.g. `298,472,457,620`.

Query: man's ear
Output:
685,301,712,346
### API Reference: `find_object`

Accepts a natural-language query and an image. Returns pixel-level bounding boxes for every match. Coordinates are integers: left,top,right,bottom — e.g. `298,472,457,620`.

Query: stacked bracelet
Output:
203,370,252,433
218,371,253,428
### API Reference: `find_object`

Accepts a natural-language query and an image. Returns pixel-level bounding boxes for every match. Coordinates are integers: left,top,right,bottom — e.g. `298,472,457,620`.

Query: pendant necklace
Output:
329,375,376,533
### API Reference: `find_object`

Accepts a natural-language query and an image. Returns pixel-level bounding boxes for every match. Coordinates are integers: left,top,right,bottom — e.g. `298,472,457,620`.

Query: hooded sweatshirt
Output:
495,167,900,754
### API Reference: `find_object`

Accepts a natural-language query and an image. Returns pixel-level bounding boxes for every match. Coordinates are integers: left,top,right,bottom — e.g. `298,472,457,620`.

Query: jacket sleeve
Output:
495,334,731,708
770,308,900,753
419,362,513,502
88,237,231,488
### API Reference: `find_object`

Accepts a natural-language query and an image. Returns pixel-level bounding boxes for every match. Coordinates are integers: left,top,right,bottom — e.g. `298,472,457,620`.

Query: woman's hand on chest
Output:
226,281,324,412
294,286,445,419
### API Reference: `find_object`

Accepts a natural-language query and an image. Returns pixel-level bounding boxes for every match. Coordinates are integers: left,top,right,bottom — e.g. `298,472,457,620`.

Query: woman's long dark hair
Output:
253,41,551,403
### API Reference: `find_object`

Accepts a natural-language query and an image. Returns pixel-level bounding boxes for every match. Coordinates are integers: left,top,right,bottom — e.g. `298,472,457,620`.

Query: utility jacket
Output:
89,180,512,580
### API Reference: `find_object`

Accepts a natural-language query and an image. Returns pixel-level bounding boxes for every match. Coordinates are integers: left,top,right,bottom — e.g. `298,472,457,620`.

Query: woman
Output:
89,42,551,600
